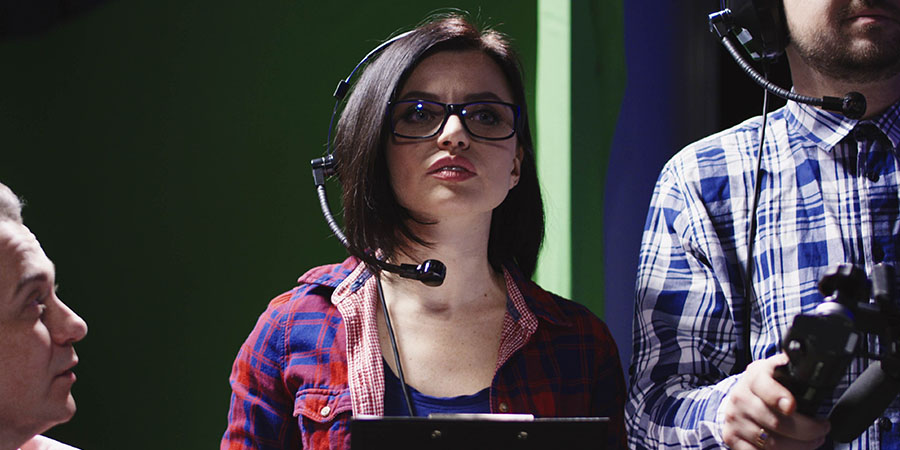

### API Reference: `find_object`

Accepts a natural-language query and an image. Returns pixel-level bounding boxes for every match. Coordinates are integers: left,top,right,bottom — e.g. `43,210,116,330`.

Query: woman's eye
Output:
468,109,500,125
404,108,434,123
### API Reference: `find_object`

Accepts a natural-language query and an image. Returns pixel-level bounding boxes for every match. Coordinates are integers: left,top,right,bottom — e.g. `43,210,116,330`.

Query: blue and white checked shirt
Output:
628,99,900,449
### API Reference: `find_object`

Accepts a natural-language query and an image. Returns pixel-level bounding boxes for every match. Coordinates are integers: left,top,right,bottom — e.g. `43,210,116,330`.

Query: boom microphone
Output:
311,155,447,286
708,9,867,119
828,361,900,443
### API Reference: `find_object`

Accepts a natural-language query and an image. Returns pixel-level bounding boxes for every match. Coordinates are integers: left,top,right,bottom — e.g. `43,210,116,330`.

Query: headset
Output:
709,0,866,119
708,0,869,373
721,0,787,61
309,30,446,288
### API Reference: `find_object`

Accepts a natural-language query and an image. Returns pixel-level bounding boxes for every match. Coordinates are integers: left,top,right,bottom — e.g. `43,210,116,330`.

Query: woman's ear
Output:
510,145,523,189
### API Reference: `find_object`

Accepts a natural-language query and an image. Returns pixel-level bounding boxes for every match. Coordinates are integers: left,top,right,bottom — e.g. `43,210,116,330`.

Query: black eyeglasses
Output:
388,99,521,140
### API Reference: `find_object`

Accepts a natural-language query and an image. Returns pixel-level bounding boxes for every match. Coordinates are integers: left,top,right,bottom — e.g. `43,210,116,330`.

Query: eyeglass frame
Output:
386,99,522,141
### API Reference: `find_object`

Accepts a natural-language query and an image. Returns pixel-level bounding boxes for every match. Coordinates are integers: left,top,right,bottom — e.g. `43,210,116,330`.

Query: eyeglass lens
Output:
390,100,517,139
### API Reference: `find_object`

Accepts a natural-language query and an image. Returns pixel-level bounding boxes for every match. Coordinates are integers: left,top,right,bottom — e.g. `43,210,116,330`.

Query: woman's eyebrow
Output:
396,91,505,102
463,92,503,102
397,90,439,101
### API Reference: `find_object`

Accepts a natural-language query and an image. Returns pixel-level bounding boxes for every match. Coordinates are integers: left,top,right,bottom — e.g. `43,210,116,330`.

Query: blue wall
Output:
605,0,721,376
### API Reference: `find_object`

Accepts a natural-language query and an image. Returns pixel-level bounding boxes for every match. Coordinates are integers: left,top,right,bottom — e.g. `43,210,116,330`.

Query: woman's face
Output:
385,50,523,224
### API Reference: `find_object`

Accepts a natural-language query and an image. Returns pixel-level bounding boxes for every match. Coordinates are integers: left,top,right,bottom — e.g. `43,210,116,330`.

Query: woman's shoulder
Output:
506,266,597,321
543,290,614,336
505,264,615,341
296,257,362,290
267,257,362,313
243,259,361,361
513,279,623,382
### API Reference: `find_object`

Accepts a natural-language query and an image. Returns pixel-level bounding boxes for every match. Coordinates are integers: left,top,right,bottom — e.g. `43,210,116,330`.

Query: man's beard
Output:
790,1,900,84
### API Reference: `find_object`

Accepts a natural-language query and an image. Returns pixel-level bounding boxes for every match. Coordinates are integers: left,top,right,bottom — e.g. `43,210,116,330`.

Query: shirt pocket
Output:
294,387,353,449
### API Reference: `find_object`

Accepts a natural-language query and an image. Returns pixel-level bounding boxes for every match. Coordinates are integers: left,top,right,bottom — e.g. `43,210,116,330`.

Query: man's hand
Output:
721,353,831,449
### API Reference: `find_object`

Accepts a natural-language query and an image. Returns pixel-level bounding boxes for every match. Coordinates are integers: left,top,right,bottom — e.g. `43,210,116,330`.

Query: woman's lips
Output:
427,156,477,181
429,165,476,181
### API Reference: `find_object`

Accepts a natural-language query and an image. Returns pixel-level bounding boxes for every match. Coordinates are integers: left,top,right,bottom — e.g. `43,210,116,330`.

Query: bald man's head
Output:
0,183,23,224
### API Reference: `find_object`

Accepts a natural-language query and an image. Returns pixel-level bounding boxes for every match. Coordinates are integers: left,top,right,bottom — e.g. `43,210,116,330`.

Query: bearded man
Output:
627,0,900,448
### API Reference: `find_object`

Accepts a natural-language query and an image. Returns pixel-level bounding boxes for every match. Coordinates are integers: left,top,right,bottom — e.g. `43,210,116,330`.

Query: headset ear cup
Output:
766,0,788,56
725,0,788,60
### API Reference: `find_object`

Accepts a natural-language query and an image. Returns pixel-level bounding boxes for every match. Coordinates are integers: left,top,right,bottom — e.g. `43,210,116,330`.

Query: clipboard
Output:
350,414,608,449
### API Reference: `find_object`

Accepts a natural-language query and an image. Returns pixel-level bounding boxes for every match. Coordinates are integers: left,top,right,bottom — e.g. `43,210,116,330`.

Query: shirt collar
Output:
785,99,856,151
786,97,900,151
871,100,900,148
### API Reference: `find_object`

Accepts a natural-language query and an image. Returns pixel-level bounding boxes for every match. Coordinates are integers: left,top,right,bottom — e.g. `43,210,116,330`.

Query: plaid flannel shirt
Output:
223,257,626,449
628,99,900,449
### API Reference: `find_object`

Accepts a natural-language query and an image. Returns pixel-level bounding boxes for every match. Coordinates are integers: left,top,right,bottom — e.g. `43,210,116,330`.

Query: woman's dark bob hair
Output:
334,13,544,278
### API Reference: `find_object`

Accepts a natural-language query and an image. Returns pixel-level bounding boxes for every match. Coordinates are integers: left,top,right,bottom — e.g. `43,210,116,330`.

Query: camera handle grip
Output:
773,362,821,416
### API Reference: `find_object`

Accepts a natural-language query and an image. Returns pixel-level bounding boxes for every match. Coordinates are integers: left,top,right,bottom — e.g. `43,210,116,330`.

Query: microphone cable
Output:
377,274,417,416
739,78,770,372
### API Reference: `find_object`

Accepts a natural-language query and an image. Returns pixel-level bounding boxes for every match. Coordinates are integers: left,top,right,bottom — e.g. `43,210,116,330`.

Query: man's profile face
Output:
784,0,900,83
0,221,87,435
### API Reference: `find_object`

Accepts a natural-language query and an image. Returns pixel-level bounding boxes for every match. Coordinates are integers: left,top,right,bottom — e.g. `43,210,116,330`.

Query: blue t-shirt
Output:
382,359,490,417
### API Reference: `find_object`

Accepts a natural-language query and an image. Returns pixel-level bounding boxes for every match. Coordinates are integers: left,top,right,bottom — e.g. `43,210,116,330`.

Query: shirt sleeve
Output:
222,293,300,450
626,163,743,449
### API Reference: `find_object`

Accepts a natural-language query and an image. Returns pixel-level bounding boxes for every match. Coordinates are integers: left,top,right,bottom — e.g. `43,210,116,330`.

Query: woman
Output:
222,14,625,449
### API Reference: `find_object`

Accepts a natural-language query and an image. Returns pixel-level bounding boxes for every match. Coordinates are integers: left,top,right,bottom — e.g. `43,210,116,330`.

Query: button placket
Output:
851,123,895,268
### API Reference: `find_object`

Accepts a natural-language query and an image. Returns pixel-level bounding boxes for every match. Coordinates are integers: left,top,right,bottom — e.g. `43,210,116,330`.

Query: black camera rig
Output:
773,263,900,442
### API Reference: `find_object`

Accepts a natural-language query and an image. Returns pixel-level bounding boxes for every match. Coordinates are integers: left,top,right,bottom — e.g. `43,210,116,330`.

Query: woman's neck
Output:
381,213,506,314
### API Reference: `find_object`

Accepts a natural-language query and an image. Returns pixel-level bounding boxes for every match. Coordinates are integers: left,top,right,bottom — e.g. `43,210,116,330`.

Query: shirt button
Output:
498,402,509,413
874,246,885,263
868,171,880,182
320,406,331,417
879,417,892,432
